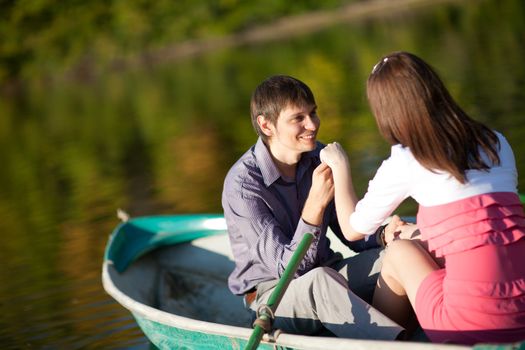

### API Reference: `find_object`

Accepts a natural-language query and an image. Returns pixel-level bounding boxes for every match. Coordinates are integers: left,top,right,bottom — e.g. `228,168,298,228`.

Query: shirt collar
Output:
254,138,281,187
254,137,321,187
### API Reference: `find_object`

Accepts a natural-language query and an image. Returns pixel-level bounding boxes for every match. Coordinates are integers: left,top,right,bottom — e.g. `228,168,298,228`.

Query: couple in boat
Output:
221,51,525,345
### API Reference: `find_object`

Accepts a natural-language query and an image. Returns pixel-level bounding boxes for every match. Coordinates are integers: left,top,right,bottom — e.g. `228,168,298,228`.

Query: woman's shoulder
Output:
386,144,433,177
493,130,511,149
389,144,417,163
374,145,419,177
490,130,516,167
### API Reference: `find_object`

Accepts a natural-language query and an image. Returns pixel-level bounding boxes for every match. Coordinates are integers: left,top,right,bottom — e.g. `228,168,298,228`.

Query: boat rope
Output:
253,304,275,333
268,329,282,344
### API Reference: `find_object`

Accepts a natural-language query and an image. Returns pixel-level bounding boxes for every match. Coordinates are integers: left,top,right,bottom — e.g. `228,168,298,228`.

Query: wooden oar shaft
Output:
244,232,315,350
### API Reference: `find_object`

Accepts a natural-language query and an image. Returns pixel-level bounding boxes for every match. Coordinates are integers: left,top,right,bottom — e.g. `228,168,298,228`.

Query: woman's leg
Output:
372,239,440,329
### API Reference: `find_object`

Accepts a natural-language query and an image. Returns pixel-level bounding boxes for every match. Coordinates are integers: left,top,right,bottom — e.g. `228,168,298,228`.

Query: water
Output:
1,0,525,348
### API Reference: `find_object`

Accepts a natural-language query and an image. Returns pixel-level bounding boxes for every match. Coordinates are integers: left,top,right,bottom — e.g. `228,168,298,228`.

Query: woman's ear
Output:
257,115,274,137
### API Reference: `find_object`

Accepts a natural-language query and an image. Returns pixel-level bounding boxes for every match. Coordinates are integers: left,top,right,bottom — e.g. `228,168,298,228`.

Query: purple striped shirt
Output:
222,138,377,295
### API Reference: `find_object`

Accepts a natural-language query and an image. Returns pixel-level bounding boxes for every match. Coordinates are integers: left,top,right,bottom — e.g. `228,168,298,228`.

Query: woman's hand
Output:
384,216,420,244
320,142,350,170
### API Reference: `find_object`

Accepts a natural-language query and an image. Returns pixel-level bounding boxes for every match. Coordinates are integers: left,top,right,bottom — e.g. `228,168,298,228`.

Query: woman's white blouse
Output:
350,132,518,236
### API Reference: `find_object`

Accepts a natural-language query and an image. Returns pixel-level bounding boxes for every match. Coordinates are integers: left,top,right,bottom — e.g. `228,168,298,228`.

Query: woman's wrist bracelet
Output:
375,224,387,247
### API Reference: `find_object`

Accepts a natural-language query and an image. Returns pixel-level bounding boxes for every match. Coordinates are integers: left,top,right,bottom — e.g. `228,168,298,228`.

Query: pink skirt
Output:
415,238,525,344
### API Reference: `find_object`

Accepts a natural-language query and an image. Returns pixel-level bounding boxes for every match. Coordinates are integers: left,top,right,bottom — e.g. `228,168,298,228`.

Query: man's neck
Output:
265,141,301,179
272,157,298,179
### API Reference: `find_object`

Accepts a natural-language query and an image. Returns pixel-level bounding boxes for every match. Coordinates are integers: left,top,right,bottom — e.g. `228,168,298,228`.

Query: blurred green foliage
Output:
0,0,351,83
1,0,525,227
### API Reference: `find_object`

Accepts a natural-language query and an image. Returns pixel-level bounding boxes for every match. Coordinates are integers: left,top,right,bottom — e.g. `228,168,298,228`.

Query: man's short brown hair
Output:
250,75,316,140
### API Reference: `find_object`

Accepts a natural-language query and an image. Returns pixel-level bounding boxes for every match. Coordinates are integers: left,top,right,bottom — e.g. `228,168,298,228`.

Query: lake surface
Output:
1,0,524,348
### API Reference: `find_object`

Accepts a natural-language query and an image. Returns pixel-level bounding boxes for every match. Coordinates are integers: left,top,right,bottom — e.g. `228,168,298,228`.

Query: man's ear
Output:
257,115,274,137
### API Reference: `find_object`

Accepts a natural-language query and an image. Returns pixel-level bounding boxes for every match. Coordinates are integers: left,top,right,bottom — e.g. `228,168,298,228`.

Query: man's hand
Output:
310,162,335,207
302,163,334,226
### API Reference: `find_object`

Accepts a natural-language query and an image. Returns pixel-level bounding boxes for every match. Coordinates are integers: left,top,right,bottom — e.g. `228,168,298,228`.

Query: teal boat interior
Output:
105,214,227,273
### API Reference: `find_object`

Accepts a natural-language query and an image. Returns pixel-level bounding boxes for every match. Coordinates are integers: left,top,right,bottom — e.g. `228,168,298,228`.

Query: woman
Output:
320,51,525,344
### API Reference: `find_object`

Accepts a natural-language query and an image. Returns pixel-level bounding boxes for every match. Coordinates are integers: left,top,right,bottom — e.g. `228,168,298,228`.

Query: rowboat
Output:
102,213,524,350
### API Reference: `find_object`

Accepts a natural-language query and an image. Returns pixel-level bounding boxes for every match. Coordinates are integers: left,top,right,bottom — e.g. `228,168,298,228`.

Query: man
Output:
221,75,404,340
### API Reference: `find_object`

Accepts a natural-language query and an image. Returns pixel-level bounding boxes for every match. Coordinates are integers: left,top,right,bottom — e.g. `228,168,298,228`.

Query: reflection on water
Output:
1,0,525,348
0,224,148,349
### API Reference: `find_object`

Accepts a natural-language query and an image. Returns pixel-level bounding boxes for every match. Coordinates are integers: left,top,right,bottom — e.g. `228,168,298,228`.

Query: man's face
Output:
267,103,320,158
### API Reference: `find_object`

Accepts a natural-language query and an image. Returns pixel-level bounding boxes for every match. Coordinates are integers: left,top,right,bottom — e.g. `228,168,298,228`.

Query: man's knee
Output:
307,267,348,288
337,249,383,303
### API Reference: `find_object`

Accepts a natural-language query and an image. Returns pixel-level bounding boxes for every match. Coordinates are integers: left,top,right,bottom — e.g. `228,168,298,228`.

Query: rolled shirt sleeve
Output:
223,180,322,295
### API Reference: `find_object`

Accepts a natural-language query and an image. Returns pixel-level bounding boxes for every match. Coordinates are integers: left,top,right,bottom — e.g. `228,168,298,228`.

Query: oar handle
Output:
244,232,315,350
266,232,315,308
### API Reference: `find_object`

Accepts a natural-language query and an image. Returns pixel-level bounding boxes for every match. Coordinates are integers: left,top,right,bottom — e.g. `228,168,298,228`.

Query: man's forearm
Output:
301,197,327,226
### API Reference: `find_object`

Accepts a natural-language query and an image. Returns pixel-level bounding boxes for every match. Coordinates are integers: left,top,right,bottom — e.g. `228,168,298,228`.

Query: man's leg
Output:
332,247,384,303
251,267,403,340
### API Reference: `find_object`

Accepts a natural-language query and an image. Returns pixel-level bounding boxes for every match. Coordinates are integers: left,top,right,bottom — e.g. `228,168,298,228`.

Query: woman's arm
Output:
320,142,365,241
321,142,412,243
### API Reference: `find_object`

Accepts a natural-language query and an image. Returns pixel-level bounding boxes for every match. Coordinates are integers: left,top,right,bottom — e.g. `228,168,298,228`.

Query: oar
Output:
244,232,315,350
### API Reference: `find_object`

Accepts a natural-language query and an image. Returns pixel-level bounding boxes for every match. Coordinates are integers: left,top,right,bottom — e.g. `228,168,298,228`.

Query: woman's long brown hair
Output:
367,51,500,183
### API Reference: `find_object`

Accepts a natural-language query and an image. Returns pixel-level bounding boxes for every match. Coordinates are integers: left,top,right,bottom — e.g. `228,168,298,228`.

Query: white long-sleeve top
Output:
351,132,518,236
